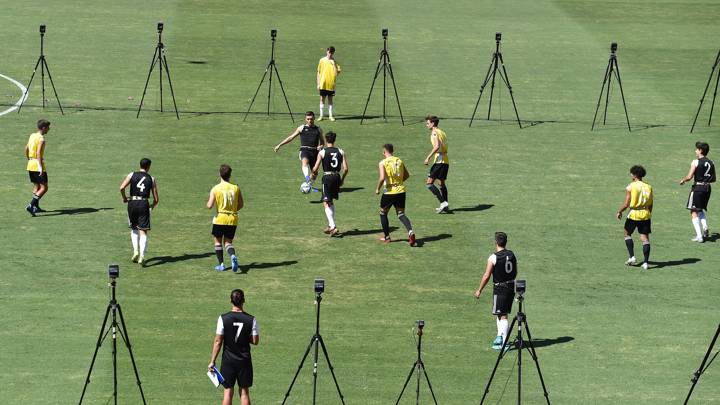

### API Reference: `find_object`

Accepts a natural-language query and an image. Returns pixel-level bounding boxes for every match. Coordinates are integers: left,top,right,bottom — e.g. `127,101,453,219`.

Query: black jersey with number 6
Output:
695,157,716,183
129,171,154,198
322,147,343,172
492,249,517,283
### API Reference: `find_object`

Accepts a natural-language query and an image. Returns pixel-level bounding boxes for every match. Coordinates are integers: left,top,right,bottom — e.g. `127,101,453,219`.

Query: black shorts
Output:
624,218,651,235
299,148,318,165
380,193,406,210
212,224,237,240
428,163,449,181
322,173,341,202
127,200,151,231
220,359,253,389
492,284,515,315
28,171,48,185
319,89,336,97
687,185,711,211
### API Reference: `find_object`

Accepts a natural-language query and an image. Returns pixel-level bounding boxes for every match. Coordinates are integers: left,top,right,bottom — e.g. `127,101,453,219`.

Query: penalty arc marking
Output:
0,73,28,117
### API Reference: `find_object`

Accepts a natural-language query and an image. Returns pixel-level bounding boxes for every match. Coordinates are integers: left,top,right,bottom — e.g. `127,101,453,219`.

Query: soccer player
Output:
24,119,51,216
317,46,341,121
616,165,653,270
473,232,517,350
120,158,159,266
422,115,449,213
207,164,244,272
209,289,260,405
375,143,416,246
311,131,348,235
680,141,716,242
274,111,326,187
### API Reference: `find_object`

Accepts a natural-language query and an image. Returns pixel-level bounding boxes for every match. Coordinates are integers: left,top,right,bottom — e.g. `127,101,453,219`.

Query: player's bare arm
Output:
403,166,410,181
318,129,326,150
474,259,494,298
151,181,159,209
208,334,223,372
616,189,631,219
375,162,386,194
251,334,259,345
206,190,215,209
341,153,349,184
680,162,697,185
24,144,29,159
424,133,440,165
119,173,132,203
274,128,301,152
311,150,323,177
237,190,244,210
36,140,45,173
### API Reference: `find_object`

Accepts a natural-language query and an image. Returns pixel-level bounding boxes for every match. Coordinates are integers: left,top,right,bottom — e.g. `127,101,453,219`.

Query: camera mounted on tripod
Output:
610,42,618,54
382,28,388,39
108,264,120,280
416,319,425,329
514,279,526,298
157,22,164,33
39,24,46,35
495,32,502,42
271,28,277,39
314,278,325,295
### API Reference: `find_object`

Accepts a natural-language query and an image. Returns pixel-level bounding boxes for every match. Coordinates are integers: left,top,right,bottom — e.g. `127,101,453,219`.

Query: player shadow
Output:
704,233,720,242
413,233,453,247
238,260,298,274
339,187,364,193
41,207,114,216
448,204,494,213
648,258,701,269
143,252,215,267
338,227,397,238
508,336,574,350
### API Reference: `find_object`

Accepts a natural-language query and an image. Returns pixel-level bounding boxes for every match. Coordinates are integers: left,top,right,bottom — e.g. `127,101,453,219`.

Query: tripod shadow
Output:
338,227,397,238
339,187,364,193
238,260,298,274
41,207,114,216
414,233,452,247
648,258,701,269
520,336,574,349
449,204,494,213
143,252,215,267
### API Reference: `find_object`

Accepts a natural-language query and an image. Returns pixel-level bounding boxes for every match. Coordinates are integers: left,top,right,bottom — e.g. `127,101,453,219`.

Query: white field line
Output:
0,73,28,116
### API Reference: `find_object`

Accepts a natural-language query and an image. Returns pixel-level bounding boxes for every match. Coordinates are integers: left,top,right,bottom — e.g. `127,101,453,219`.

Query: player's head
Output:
305,111,315,124
326,131,337,144
230,289,245,307
494,232,508,248
696,141,710,156
629,165,646,180
37,119,51,133
219,164,232,181
327,46,335,55
140,158,152,171
383,143,394,156
425,115,439,128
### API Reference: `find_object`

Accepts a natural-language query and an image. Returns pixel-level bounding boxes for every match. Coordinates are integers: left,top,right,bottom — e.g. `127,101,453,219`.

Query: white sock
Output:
139,233,148,256
302,165,310,180
499,318,509,341
495,318,502,336
692,217,703,238
328,105,334,117
319,103,324,116
699,211,708,231
325,206,336,228
130,230,139,253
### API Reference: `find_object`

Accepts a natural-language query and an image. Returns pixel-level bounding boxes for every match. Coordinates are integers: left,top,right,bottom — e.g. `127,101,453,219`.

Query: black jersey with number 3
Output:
694,157,716,183
221,311,255,362
322,147,343,172
129,171,154,198
492,249,517,283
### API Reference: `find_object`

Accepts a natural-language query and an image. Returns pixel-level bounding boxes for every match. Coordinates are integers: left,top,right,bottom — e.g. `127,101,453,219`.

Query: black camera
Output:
39,25,46,34
416,320,425,328
157,22,164,33
108,264,120,279
271,29,277,38
382,28,388,38
514,279,526,296
495,32,502,41
314,278,325,294
611,42,618,53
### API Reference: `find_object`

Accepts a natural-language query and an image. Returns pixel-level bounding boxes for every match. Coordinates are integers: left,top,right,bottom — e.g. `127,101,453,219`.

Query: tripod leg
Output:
317,336,347,405
17,57,42,113
161,54,180,120
42,59,64,115
116,305,148,405
706,65,720,126
497,53,522,128
243,64,270,121
420,361,440,405
612,59,631,131
272,63,295,122
383,52,388,121
112,308,118,405
384,52,405,126
137,47,160,118
486,55,499,120
267,61,274,116
159,50,164,112
522,319,552,405
361,56,384,124
469,57,496,127
281,336,317,405
691,50,720,132
684,323,720,405
480,315,518,405
41,56,46,109
591,61,612,130
603,61,614,126
78,304,112,405
395,362,419,405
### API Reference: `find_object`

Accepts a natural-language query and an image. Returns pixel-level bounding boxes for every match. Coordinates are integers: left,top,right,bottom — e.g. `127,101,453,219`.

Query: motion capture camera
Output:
416,320,425,328
108,264,120,279
382,28,388,38
314,278,325,294
39,24,46,34
495,32,502,41
514,279,526,296
610,42,618,53
157,22,164,33
271,29,277,39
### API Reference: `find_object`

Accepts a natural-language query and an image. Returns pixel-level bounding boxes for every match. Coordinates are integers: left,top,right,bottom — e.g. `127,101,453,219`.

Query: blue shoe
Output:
231,255,239,272
215,263,226,272
491,335,503,350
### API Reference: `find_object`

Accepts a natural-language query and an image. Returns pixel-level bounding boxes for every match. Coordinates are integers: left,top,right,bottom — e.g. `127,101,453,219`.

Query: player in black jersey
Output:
120,158,159,266
474,232,517,350
209,289,260,405
274,111,326,188
312,131,348,235
680,142,716,242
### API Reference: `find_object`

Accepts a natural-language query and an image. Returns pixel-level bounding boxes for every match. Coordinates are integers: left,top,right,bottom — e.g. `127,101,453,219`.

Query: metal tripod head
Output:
269,29,278,62
610,42,618,59
382,28,389,52
495,32,502,53
39,25,46,55
156,22,165,49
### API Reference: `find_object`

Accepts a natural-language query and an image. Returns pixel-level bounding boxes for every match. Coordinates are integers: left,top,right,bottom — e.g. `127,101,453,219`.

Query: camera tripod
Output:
244,30,294,122
17,25,64,115
361,30,405,125
690,49,720,133
591,43,631,131
281,292,346,405
683,323,720,404
469,33,521,128
394,324,439,405
137,23,179,120
78,278,147,405
479,296,551,405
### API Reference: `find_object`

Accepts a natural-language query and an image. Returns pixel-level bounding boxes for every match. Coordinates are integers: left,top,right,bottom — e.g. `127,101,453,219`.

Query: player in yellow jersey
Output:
24,119,51,216
423,115,450,213
316,46,341,121
616,165,653,270
375,144,416,246
207,165,244,272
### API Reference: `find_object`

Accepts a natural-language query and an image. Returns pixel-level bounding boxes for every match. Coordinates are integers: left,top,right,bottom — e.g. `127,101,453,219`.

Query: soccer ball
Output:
300,182,311,194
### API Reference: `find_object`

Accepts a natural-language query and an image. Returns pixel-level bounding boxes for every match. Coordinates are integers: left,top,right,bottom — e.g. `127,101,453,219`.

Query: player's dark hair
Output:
327,46,335,53
425,115,439,126
384,143,394,154
630,165,646,179
219,164,232,181
495,232,508,247
37,119,50,129
696,142,710,156
325,131,337,144
230,289,245,307
305,111,315,117
140,158,152,170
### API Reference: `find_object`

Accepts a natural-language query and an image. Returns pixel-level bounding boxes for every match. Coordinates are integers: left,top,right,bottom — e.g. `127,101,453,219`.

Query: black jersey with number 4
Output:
129,171,154,198
492,249,517,283
322,147,343,172
221,311,255,362
695,157,716,183
299,125,322,148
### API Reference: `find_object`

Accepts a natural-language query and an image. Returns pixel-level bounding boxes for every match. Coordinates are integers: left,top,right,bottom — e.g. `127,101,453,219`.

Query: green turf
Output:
1,0,720,403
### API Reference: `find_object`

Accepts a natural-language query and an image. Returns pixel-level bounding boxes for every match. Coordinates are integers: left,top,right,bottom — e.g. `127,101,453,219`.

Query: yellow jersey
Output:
382,156,406,194
211,181,240,226
431,128,448,164
26,131,45,172
626,180,653,221
317,57,341,91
